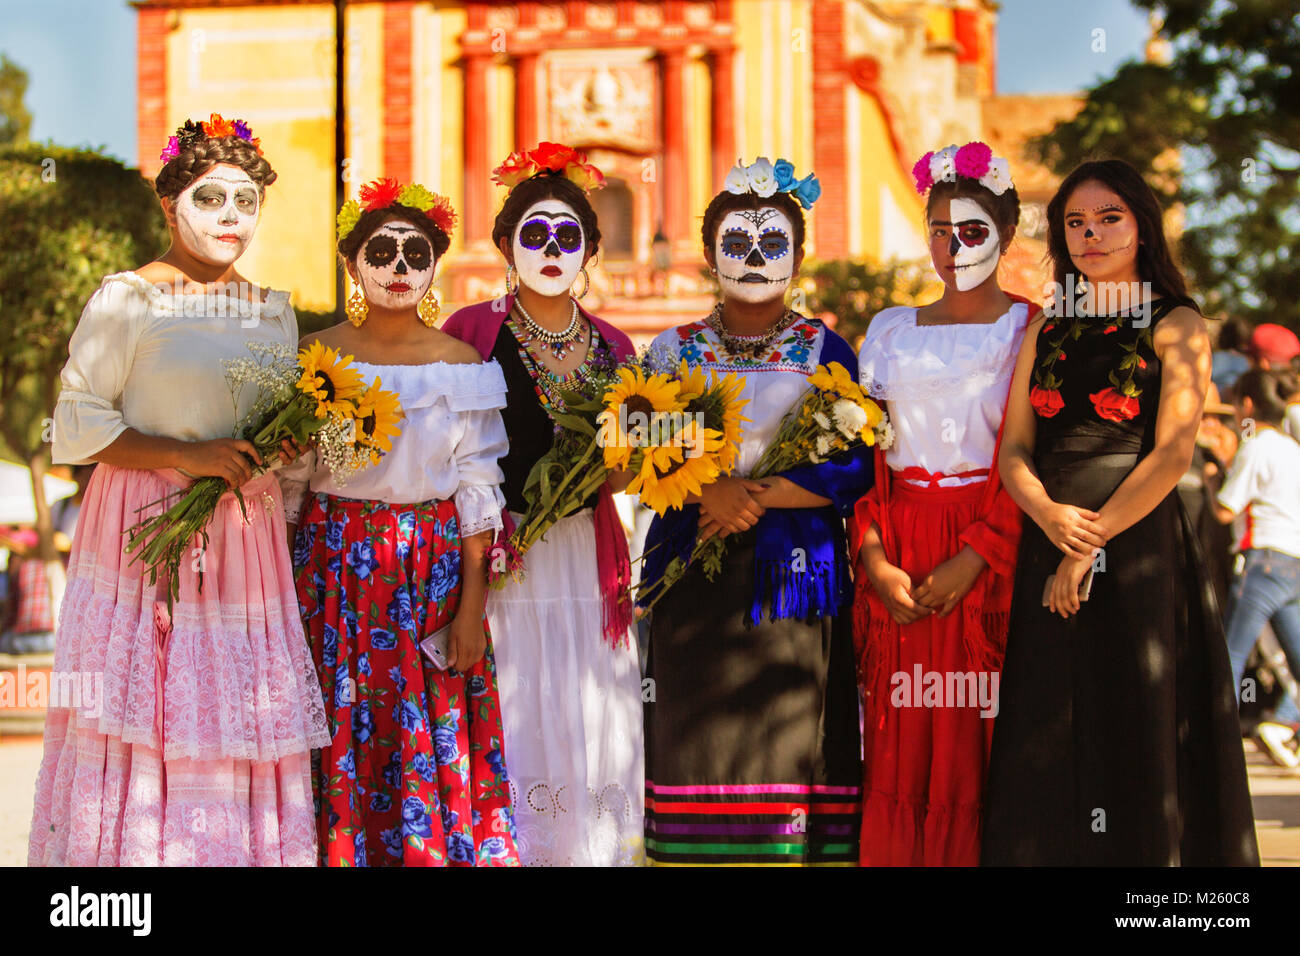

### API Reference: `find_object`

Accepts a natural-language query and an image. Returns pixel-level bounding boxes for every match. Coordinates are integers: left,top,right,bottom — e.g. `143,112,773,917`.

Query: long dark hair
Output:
1046,159,1198,312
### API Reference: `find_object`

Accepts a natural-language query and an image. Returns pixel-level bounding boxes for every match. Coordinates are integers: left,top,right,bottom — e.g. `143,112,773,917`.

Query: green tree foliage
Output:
0,55,32,146
798,258,936,347
0,142,166,557
1030,1,1300,330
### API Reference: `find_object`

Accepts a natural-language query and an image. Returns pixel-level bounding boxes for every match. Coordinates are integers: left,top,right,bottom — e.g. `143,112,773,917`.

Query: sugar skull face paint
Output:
354,220,435,311
513,200,585,297
174,164,260,265
714,207,795,304
929,197,1001,292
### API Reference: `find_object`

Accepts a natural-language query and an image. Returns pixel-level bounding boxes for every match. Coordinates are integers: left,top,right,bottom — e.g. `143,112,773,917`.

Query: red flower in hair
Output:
532,142,580,172
359,178,403,212
426,195,459,238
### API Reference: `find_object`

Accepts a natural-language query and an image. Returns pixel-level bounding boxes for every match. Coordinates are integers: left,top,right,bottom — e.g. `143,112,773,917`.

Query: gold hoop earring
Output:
418,288,440,327
346,287,368,327
573,267,590,300
505,263,520,295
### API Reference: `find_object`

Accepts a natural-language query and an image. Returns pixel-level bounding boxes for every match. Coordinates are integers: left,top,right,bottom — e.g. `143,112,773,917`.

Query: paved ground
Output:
2,731,1298,866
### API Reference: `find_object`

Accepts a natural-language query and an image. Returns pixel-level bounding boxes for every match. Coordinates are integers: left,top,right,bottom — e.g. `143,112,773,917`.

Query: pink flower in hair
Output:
954,141,993,180
912,152,935,194
159,136,181,163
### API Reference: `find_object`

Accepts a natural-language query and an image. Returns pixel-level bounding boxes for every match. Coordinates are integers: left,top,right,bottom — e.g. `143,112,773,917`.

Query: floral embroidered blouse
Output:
1028,298,1178,438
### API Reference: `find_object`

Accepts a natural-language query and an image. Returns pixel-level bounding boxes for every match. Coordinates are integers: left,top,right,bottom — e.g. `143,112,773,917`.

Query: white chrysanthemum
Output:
929,145,959,185
983,157,1013,196
814,434,834,460
724,162,750,195
746,157,778,197
832,398,868,440
877,418,895,451
813,411,832,430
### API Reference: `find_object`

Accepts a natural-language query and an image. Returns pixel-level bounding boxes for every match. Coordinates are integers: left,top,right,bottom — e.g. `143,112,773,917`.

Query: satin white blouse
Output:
278,360,509,536
52,271,297,465
858,303,1028,487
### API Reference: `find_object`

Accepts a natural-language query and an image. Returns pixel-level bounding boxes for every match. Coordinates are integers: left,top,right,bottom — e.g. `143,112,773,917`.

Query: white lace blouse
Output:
278,360,509,536
53,271,298,465
858,303,1028,487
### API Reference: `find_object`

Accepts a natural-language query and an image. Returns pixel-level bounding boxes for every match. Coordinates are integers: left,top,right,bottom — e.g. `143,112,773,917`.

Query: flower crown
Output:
336,178,458,242
912,142,1013,196
491,142,606,194
723,157,820,210
159,113,261,163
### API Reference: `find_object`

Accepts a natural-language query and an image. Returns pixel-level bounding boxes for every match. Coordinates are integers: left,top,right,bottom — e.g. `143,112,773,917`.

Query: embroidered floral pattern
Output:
1031,308,1158,423
673,318,821,374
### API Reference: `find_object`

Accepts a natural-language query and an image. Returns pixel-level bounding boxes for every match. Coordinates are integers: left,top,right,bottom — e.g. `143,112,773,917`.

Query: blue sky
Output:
0,0,1149,165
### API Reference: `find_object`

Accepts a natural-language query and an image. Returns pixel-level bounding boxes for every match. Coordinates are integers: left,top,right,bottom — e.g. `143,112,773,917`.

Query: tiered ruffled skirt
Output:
27,464,329,866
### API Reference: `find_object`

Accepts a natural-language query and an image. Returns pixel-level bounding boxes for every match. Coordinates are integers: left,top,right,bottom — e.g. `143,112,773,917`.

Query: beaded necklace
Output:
704,302,801,363
506,312,608,410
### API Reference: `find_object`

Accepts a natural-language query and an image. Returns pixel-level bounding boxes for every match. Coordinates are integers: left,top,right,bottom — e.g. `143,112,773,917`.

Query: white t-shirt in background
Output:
1217,426,1300,559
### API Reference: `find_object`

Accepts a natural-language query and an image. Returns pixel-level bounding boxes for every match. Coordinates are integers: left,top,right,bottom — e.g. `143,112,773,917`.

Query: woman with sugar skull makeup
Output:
637,158,872,866
850,143,1032,867
441,144,644,866
28,116,330,867
981,159,1257,865
280,179,520,866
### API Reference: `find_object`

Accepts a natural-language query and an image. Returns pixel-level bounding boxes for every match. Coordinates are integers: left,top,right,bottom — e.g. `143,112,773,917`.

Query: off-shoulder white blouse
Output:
858,303,1028,487
53,271,297,465
277,360,509,537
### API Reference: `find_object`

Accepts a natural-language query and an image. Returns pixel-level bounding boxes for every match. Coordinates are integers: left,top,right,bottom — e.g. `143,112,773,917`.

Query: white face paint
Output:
174,164,260,265
354,220,436,311
714,207,796,304
512,200,585,297
946,197,1001,292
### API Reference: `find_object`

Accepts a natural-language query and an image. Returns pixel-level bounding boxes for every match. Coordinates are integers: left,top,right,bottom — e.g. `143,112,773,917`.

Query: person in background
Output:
1177,382,1238,612
1212,316,1253,397
1286,354,1300,441
0,528,55,655
1215,366,1300,767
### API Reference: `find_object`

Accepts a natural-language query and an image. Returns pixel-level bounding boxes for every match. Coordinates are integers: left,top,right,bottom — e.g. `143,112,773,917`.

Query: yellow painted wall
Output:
167,5,336,310
848,87,927,260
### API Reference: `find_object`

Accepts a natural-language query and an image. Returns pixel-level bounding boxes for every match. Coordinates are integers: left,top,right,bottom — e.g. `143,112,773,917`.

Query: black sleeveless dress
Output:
980,299,1259,866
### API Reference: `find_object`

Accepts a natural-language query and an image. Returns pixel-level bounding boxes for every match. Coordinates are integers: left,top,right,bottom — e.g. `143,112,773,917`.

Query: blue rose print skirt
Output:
293,493,520,866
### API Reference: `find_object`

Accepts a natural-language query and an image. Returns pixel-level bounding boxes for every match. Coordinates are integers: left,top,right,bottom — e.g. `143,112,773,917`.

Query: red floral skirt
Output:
294,494,519,867
854,479,999,867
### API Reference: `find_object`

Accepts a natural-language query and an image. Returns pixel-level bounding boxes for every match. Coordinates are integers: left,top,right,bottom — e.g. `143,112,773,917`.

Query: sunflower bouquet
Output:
493,357,747,585
635,361,890,608
123,340,403,609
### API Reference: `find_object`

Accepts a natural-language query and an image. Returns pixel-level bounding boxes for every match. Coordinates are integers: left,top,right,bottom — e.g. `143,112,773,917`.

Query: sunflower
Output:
627,419,724,515
296,340,365,419
354,379,404,454
600,366,685,471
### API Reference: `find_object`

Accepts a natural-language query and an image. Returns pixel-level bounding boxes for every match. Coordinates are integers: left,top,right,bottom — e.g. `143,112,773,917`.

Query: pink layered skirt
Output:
27,464,329,866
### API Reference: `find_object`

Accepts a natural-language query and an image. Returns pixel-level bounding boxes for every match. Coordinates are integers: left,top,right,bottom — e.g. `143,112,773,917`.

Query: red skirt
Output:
854,479,1001,867
294,494,519,867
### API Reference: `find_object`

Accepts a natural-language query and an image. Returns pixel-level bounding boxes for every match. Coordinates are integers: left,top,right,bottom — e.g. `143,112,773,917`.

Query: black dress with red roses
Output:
981,299,1259,866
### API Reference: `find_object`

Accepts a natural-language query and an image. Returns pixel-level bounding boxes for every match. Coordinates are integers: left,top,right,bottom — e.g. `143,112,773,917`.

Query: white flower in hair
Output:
724,162,751,195
983,157,1013,196
929,145,959,185
746,157,778,197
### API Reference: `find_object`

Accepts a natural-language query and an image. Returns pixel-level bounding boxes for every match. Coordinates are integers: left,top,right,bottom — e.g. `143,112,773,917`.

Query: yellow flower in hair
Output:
396,183,436,212
336,199,362,241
